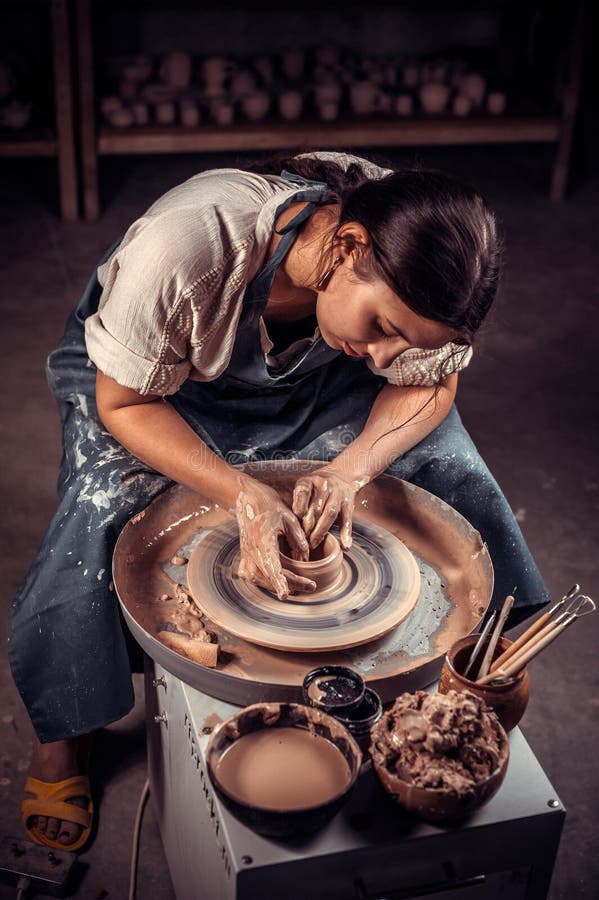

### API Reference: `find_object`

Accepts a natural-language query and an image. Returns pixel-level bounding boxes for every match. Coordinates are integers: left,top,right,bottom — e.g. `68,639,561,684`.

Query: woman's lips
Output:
342,341,363,357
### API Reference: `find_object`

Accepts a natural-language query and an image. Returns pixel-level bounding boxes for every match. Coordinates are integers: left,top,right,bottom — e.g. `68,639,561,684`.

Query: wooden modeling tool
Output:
477,592,595,685
488,583,580,675
462,611,496,679
476,594,514,680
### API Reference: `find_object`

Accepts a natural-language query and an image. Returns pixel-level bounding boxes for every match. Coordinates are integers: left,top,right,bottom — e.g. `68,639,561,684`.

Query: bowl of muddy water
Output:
206,702,362,838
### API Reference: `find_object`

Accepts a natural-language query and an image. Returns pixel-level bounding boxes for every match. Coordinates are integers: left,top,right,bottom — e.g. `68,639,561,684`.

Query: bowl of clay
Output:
206,702,362,838
279,532,343,594
370,690,509,822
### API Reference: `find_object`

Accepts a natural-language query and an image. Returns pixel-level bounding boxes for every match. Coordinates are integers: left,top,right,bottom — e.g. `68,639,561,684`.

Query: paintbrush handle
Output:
489,610,552,673
477,595,514,679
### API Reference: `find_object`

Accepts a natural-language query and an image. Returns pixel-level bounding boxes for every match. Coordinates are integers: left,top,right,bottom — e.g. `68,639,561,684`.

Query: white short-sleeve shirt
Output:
85,153,471,395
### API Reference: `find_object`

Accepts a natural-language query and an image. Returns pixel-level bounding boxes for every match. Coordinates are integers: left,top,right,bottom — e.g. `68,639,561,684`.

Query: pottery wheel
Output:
186,519,421,652
113,461,494,705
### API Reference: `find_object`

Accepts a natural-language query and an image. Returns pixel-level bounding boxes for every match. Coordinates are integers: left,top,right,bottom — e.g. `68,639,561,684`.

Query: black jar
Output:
334,688,383,753
302,666,365,714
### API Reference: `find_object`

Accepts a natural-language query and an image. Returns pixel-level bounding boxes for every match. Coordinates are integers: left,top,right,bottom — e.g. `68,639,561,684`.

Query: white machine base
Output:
145,658,564,900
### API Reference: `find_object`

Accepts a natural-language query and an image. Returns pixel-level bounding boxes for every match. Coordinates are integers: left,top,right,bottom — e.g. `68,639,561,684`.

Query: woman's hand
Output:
292,469,364,551
236,476,316,600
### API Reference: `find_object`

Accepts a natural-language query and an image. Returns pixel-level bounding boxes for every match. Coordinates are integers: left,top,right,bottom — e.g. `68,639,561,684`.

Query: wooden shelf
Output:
0,0,77,219
0,132,58,157
96,114,561,156
76,0,588,218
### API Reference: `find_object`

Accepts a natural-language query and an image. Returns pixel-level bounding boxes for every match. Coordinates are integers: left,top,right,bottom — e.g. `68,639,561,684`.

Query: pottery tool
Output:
488,583,580,675
462,611,496,679
477,593,595,684
476,595,515,680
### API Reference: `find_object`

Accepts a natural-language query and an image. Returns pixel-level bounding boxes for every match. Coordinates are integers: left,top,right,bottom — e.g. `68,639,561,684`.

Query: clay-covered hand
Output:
292,469,366,551
235,475,315,600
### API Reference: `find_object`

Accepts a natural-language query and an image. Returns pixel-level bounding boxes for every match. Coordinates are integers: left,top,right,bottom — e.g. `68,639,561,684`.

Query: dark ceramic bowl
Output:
206,702,362,838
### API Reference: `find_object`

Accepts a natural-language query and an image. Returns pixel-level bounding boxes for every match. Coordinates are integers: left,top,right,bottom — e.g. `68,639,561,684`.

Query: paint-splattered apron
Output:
8,175,549,742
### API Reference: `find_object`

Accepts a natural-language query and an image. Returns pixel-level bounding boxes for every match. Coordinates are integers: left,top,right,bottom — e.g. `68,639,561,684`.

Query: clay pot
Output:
241,90,270,122
452,94,472,117
279,532,343,594
278,90,303,121
439,634,530,731
395,93,414,116
487,91,507,115
459,72,486,106
370,693,509,821
159,51,192,89
419,82,450,114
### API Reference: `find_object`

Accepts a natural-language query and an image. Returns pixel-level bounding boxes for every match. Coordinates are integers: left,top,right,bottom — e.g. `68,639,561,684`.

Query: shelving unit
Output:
0,0,78,220
76,0,588,221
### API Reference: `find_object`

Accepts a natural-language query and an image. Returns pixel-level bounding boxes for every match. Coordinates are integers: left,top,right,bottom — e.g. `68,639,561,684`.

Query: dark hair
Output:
261,154,501,341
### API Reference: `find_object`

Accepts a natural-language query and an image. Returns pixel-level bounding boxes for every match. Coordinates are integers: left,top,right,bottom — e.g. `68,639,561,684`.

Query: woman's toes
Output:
58,823,83,845
45,817,60,840
37,815,48,833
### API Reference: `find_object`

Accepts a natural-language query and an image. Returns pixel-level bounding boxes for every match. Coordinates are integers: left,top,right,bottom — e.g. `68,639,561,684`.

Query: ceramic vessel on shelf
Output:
419,82,450,114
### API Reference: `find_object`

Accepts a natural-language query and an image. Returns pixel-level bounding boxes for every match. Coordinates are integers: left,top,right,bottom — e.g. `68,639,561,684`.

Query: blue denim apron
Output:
8,175,549,742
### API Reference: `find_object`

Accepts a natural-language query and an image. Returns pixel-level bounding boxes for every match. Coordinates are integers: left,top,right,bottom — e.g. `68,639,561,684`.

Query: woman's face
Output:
316,263,457,370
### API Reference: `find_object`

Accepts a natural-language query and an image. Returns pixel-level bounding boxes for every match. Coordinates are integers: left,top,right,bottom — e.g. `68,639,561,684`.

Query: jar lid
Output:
302,666,365,713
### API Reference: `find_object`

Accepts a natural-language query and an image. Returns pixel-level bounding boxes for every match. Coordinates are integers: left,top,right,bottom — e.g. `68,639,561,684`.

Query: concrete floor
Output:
0,145,598,899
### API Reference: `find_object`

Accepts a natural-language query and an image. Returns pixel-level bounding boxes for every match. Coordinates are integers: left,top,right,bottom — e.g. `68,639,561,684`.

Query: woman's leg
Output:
385,406,549,618
8,399,169,743
9,393,168,844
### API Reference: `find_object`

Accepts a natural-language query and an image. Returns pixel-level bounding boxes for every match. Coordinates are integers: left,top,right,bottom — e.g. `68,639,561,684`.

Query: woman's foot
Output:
25,735,90,846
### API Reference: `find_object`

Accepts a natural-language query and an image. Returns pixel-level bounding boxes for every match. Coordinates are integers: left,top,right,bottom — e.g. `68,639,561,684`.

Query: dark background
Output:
1,2,598,897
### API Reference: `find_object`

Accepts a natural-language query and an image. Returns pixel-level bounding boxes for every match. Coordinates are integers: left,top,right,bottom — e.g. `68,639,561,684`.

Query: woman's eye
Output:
377,320,394,338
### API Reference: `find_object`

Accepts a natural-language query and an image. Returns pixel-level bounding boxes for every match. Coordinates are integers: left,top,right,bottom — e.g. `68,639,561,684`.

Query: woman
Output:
9,151,548,850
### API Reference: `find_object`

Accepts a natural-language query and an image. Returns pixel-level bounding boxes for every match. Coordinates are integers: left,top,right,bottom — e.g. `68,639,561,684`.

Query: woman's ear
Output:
334,221,371,260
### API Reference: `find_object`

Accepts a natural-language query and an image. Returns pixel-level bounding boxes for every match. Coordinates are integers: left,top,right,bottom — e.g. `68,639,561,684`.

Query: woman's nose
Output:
367,341,405,370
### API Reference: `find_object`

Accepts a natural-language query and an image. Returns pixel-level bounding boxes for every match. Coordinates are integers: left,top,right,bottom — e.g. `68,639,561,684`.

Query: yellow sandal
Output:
22,733,93,851
22,773,93,852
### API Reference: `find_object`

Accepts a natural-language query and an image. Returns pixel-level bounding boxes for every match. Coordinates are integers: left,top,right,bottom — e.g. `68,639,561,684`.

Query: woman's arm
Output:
326,373,458,484
292,374,457,548
96,370,311,597
96,370,241,509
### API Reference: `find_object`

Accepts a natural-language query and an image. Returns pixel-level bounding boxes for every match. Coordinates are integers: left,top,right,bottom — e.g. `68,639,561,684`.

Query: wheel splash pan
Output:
113,461,493,705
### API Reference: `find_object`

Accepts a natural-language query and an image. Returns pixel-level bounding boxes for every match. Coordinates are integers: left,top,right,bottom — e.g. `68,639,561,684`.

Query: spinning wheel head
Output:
186,518,421,653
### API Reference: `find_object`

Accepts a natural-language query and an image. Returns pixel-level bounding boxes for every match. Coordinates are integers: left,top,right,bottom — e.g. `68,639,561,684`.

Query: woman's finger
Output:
282,569,317,594
258,542,291,600
302,482,330,537
292,480,313,518
338,498,354,550
307,495,341,548
283,511,310,561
